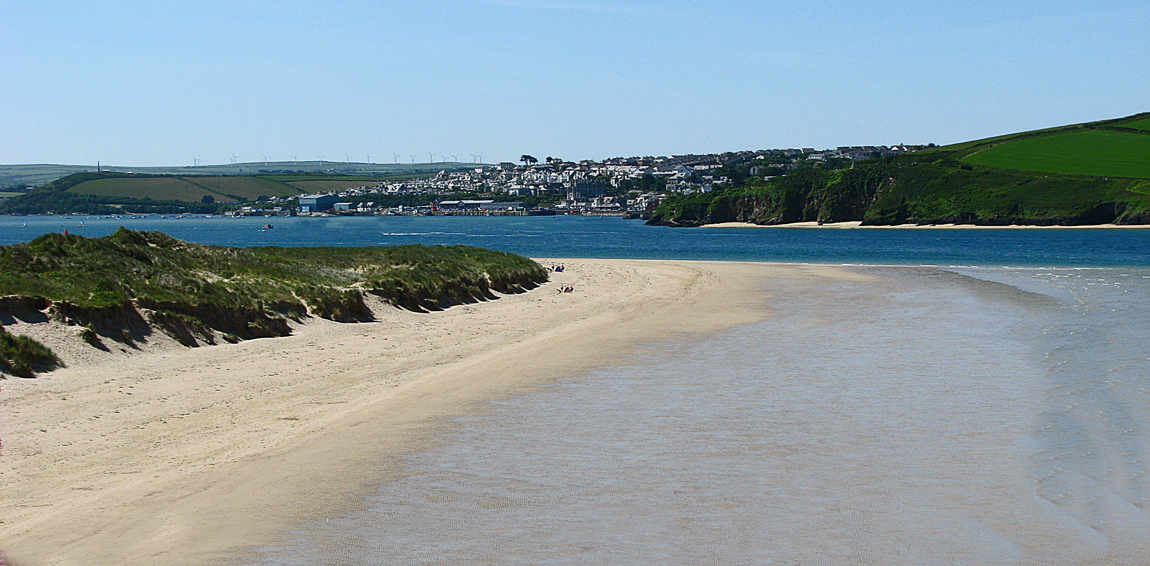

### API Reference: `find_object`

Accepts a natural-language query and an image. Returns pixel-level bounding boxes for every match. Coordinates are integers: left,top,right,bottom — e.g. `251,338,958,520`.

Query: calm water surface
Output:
245,265,1150,565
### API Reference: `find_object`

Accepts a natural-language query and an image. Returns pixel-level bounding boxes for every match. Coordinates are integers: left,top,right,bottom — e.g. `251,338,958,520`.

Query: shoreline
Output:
702,221,1150,229
0,259,863,565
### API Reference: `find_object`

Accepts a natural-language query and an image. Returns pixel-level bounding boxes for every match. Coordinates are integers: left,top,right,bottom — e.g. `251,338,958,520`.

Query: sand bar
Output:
703,221,1150,229
0,259,856,565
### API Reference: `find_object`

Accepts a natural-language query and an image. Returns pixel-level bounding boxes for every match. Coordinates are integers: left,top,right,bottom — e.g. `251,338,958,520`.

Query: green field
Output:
962,129,1150,178
67,177,220,202
0,192,22,199
1117,116,1150,132
181,176,304,200
60,175,374,202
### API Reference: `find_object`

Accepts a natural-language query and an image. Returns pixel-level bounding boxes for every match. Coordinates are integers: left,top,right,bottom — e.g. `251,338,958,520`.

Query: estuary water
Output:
3,215,1149,563
244,264,1150,565
1,214,1148,266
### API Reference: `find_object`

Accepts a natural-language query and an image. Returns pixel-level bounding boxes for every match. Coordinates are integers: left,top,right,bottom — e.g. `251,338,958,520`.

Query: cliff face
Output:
648,156,1150,227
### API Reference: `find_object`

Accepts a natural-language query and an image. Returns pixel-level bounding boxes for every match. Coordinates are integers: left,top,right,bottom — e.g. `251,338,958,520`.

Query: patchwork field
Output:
60,175,382,203
182,177,304,200
66,177,222,202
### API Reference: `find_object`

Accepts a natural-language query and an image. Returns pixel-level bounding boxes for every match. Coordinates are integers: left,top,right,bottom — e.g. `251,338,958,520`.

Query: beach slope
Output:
0,259,843,565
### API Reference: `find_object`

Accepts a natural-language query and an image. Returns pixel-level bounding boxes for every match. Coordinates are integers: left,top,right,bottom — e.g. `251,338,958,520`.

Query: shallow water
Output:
248,266,1150,565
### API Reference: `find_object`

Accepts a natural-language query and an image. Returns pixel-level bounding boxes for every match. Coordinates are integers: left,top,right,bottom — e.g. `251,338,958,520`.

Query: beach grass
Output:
0,228,548,374
0,327,62,378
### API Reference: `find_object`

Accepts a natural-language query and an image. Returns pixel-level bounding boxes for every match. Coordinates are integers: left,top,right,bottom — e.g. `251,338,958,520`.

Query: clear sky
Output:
3,0,1147,166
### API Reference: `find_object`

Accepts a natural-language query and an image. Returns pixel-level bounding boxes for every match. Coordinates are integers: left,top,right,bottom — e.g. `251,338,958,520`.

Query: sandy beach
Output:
0,259,856,565
702,221,1150,229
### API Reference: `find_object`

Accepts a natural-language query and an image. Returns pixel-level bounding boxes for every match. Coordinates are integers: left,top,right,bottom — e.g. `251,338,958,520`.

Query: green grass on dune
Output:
962,130,1150,179
0,229,547,311
0,229,548,375
0,328,62,378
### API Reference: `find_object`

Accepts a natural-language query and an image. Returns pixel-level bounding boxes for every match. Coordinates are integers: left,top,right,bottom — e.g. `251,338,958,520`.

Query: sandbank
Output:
703,221,1148,229
0,259,859,565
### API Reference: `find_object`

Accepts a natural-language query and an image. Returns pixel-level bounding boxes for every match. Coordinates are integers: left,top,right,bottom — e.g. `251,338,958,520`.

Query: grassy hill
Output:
0,171,424,215
959,113,1150,178
1120,116,1150,132
649,112,1150,227
61,174,366,203
0,161,478,190
0,229,548,377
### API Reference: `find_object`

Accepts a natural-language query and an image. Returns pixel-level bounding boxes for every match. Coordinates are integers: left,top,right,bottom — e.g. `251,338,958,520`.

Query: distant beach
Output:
703,220,1150,229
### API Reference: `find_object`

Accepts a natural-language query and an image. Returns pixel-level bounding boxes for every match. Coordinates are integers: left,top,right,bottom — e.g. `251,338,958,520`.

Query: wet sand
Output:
0,259,855,565
243,264,1150,566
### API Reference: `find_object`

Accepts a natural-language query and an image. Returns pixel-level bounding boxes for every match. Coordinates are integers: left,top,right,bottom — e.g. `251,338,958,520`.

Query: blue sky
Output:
2,0,1147,166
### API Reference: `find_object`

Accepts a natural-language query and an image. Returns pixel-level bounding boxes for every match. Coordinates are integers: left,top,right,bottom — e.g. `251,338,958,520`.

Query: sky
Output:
2,0,1148,167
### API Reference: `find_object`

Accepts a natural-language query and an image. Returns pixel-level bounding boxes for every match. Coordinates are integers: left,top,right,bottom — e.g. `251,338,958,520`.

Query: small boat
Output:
263,223,274,230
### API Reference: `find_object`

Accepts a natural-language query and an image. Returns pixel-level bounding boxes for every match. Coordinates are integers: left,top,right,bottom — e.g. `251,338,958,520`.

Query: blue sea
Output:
1,214,1147,266
4,215,1150,564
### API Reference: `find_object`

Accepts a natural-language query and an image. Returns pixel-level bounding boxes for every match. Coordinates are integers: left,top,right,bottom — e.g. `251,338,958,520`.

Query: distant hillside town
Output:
240,145,926,218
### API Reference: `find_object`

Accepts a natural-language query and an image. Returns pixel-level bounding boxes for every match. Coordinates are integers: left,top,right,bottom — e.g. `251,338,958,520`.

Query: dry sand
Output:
0,259,853,565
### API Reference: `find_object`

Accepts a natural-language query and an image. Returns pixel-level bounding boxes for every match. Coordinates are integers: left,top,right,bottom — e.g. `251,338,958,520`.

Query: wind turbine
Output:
450,155,457,163
393,153,400,164
230,153,239,165
367,154,371,164
317,155,324,162
291,155,298,164
409,155,416,164
262,153,269,166
345,153,352,164
192,156,198,167
429,152,435,163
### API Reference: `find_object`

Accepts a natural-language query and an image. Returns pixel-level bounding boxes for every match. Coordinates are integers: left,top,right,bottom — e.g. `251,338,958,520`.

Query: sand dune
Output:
0,259,851,565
